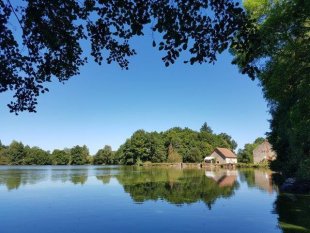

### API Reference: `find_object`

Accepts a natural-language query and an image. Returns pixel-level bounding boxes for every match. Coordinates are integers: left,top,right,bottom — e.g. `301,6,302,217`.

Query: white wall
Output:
225,158,237,164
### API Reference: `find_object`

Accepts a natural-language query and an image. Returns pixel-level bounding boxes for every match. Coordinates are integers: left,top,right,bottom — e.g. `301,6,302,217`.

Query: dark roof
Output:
215,148,237,158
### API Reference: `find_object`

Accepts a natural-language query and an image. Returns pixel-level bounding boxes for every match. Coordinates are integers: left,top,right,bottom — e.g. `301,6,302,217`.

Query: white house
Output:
204,147,237,164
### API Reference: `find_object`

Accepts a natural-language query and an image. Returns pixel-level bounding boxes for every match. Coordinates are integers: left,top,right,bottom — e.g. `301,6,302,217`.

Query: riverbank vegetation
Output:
232,0,310,181
0,123,237,165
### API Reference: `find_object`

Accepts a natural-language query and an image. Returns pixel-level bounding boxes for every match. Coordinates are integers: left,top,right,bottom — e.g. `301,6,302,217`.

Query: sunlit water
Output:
0,166,309,233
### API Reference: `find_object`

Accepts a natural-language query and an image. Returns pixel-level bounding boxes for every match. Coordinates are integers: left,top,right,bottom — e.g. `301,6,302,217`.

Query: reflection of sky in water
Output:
0,166,308,233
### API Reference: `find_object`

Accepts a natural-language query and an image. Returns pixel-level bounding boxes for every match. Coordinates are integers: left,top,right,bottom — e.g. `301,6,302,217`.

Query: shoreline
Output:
141,162,269,169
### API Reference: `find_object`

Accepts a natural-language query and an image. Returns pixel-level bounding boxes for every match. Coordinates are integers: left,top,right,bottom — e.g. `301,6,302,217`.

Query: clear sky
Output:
0,36,270,154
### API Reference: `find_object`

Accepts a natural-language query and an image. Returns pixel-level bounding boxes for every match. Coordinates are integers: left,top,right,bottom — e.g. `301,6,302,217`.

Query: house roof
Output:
218,175,237,187
215,148,237,158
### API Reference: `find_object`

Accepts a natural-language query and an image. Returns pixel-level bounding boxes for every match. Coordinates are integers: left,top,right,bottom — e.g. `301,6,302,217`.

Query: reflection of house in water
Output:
205,169,237,187
239,169,277,193
254,170,276,193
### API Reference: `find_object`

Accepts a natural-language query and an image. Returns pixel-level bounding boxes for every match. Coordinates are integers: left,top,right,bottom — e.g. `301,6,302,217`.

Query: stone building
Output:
253,140,277,164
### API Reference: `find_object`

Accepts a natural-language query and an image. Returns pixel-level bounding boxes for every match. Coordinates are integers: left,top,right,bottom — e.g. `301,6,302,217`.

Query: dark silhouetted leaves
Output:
0,0,254,113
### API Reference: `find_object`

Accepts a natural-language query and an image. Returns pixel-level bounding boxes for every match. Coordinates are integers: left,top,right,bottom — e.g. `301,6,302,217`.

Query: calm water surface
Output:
0,166,309,233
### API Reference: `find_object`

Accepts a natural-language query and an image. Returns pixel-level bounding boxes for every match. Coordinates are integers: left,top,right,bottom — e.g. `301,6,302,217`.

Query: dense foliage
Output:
0,141,91,165
233,0,310,180
0,0,254,113
237,137,265,163
117,123,237,164
0,122,237,165
93,145,116,165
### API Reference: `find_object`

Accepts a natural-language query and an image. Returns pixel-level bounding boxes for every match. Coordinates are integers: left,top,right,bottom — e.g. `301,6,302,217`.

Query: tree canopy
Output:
233,0,310,179
0,122,237,165
93,145,115,165
117,123,237,164
0,0,254,113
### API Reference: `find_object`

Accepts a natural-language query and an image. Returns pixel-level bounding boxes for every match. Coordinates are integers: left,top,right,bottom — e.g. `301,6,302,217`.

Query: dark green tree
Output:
6,141,26,165
238,144,255,164
219,133,238,151
0,146,9,165
70,145,89,165
200,122,213,134
186,147,202,162
93,145,114,165
24,146,51,165
117,130,152,164
51,149,70,165
146,132,166,163
233,0,310,179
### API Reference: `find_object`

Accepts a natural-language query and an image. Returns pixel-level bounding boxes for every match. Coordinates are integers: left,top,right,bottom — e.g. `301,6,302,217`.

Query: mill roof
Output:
214,147,237,158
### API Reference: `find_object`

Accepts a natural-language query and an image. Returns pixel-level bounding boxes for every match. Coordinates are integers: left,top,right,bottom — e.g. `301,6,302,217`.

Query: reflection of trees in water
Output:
51,167,90,185
239,169,256,187
116,167,239,208
69,168,88,185
51,168,72,183
0,166,120,189
0,167,92,189
275,194,310,233
0,168,47,191
70,175,88,185
95,166,113,184
96,175,112,184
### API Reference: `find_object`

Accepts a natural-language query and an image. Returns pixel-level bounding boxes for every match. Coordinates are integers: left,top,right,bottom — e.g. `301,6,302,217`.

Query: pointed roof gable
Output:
215,147,237,158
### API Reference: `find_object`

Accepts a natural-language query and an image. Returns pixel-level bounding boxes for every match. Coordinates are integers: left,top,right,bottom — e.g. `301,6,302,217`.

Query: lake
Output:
0,166,309,233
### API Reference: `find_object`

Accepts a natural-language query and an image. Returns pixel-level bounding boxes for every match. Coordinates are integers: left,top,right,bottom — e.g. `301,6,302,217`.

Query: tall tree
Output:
218,133,238,151
93,145,114,165
51,149,70,165
70,145,89,165
233,0,310,179
200,122,213,134
6,141,26,165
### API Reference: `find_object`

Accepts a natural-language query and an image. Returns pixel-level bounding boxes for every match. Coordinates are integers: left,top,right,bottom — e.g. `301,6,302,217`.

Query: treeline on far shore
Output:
0,123,241,166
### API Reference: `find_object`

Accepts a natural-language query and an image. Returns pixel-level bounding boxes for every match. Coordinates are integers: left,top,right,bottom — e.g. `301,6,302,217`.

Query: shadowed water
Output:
0,166,309,233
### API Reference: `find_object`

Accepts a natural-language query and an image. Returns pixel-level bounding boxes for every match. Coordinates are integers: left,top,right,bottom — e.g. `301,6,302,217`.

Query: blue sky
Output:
0,36,270,154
